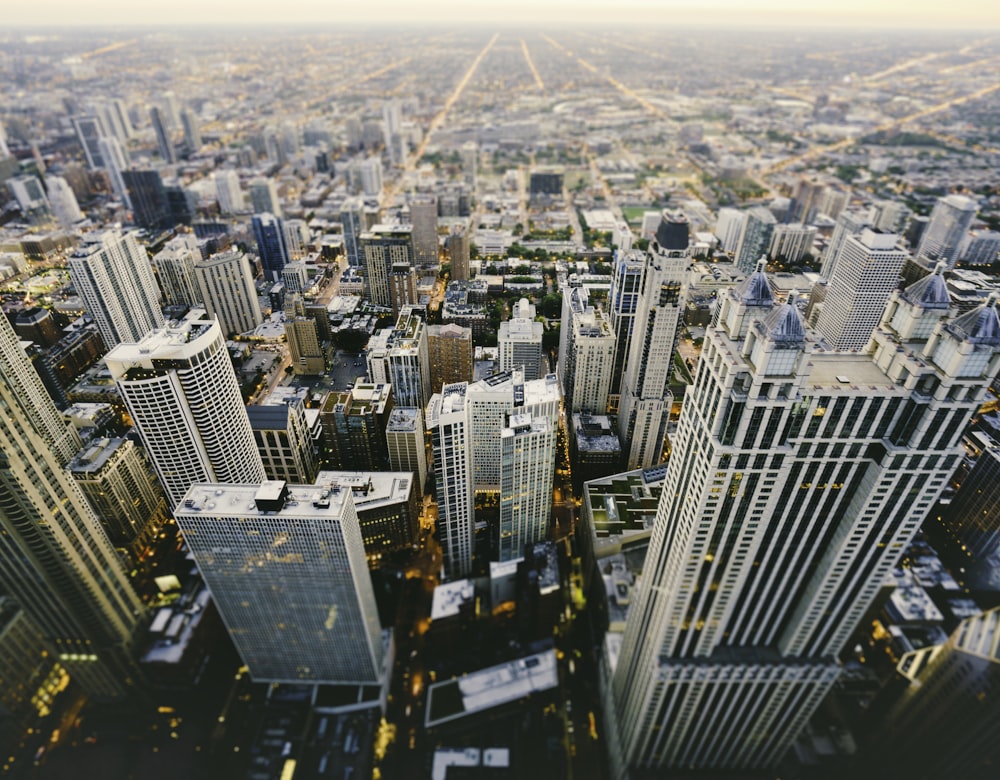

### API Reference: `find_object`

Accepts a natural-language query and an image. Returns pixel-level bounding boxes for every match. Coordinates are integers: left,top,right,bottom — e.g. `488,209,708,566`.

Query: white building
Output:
498,298,544,380
618,212,689,469
97,136,131,208
152,234,201,307
105,310,265,507
733,206,776,273
561,286,615,416
813,228,908,351
917,194,978,268
175,481,383,684
498,413,555,562
213,170,245,215
46,176,84,227
385,407,428,497
193,250,263,337
367,308,430,409
768,223,817,264
427,383,475,580
607,266,1000,776
715,207,746,254
249,177,281,217
68,229,164,348
361,224,413,310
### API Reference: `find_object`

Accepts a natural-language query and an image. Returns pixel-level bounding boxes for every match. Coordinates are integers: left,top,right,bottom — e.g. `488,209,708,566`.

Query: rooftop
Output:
425,650,558,728
431,579,476,621
177,480,353,520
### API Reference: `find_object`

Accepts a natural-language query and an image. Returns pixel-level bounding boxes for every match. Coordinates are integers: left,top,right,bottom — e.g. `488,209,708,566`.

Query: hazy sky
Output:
5,0,1000,29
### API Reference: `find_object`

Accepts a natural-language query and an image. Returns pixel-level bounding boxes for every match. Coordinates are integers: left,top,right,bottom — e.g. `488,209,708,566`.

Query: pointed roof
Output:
732,258,774,307
902,262,951,310
944,292,1000,346
761,290,805,344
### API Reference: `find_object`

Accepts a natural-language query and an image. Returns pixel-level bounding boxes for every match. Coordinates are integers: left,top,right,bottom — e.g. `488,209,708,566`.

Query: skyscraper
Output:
176,481,383,684
46,175,84,227
426,383,475,580
498,413,556,562
0,314,144,700
498,298,544,380
68,229,164,348
607,265,1000,776
617,212,689,470
249,177,282,217
180,109,201,155
361,224,414,309
446,226,470,281
821,208,871,279
340,196,364,268
917,194,978,268
560,286,615,416
149,105,176,164
608,249,646,411
252,212,291,282
98,136,132,209
409,196,439,267
214,170,245,215
866,606,1000,778
152,234,201,307
813,228,908,351
247,396,319,485
193,250,263,337
386,407,428,497
733,205,777,274
122,169,171,229
427,323,473,391
319,380,394,471
71,115,107,170
366,307,430,408
105,309,266,508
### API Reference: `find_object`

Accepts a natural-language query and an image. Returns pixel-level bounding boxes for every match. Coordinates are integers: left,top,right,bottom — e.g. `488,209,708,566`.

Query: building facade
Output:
193,250,263,337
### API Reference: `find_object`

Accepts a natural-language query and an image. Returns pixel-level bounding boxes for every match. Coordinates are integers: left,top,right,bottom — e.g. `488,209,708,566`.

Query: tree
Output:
541,293,562,318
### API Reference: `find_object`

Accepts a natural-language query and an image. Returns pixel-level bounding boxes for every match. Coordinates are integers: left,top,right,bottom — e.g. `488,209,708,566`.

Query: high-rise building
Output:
148,105,176,164
385,407,428,497
175,481,383,685
608,250,646,411
939,444,1000,563
466,369,561,495
461,141,477,191
869,199,910,234
367,308,430,408
618,212,689,470
607,265,1000,776
67,436,169,561
499,298,544,380
917,194,977,268
180,109,201,154
284,305,326,376
340,197,364,268
715,207,746,254
214,170,245,215
105,310,266,508
193,250,263,337
319,380,394,471
98,136,131,209
0,314,144,700
68,229,163,348
822,208,871,279
361,224,413,309
410,196,439,267
446,226,470,281
360,156,383,196
389,260,418,315
498,412,556,562
866,606,1000,778
249,177,282,217
6,175,50,222
46,175,84,227
247,396,319,485
427,323,473,391
122,169,171,229
768,223,817,264
560,286,615,415
426,383,475,580
813,228,908,351
0,120,10,158
962,231,1000,266
252,212,291,282
152,234,201,307
71,115,107,170
733,205,777,274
